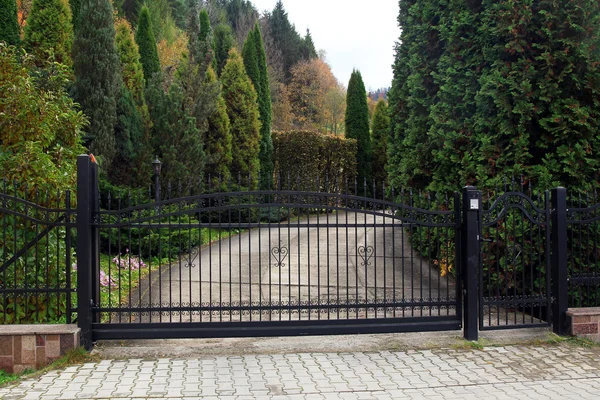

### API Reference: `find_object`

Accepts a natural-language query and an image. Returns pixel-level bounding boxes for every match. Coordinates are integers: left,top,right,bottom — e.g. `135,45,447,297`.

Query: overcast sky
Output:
251,0,399,91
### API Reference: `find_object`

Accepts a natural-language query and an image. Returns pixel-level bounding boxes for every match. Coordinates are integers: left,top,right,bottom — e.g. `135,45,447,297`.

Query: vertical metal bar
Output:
454,192,462,324
551,187,568,335
65,191,72,323
76,155,93,350
90,162,100,324
462,185,480,341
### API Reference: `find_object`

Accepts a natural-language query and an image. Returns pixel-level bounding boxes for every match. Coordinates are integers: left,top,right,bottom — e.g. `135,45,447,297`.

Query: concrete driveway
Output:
112,211,456,323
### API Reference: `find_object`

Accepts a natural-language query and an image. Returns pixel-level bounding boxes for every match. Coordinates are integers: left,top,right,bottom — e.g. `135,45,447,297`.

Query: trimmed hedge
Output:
272,130,357,191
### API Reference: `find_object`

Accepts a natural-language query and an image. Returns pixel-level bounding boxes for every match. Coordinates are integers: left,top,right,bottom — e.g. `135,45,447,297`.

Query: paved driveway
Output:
1,341,599,399
118,211,456,323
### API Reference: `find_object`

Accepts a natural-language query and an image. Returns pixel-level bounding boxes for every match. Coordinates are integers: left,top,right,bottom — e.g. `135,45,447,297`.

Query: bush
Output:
272,130,357,191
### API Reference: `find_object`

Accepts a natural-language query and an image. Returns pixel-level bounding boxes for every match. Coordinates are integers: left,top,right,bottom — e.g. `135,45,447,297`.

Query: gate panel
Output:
91,179,461,340
480,189,552,330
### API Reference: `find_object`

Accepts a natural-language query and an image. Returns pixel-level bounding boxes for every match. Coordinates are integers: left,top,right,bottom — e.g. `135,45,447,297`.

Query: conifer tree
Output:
115,17,152,185
24,0,73,65
146,76,204,193
301,28,317,60
0,0,20,45
135,5,160,82
243,24,273,188
199,8,216,70
70,0,81,32
221,48,261,189
205,67,232,187
214,23,233,76
345,69,371,189
73,0,121,167
371,99,389,193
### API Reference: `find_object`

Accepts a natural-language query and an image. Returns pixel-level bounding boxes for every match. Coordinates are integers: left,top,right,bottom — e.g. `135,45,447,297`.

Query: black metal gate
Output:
479,188,552,330
75,157,462,342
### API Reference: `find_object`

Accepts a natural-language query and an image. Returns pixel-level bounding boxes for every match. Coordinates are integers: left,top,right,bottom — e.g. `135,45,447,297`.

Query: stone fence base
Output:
0,325,80,373
566,308,600,342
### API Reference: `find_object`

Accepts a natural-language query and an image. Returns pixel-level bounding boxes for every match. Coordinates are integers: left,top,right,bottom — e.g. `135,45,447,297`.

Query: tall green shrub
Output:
0,0,20,45
221,48,261,189
345,69,371,188
205,67,232,187
371,99,389,193
135,5,160,82
24,0,73,65
73,0,121,167
214,23,233,76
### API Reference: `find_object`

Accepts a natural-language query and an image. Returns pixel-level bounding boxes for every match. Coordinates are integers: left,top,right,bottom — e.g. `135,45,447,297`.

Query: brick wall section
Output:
0,325,80,373
566,308,600,342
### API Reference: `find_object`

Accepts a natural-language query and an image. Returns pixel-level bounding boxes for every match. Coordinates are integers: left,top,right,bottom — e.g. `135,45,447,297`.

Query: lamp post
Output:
152,157,162,205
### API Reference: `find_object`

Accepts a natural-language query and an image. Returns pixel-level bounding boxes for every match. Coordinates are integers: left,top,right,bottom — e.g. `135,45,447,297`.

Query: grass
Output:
0,347,98,388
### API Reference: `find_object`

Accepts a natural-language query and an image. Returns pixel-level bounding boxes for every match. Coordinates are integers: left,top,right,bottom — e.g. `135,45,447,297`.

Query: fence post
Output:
90,161,100,324
462,186,481,341
76,155,93,350
551,187,568,335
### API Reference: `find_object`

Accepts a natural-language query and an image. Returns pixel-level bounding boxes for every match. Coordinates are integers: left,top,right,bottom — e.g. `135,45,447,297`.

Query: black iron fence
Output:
0,179,76,324
1,154,600,347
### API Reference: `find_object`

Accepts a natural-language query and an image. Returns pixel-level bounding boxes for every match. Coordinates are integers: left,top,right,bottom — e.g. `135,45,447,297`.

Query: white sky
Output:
251,0,399,91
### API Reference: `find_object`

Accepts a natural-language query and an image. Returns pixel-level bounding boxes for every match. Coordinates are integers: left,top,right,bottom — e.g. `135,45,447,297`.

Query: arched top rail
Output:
483,191,548,226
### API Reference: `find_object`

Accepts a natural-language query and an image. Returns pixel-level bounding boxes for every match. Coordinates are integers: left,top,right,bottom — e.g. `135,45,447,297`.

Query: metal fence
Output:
0,180,76,324
2,154,600,347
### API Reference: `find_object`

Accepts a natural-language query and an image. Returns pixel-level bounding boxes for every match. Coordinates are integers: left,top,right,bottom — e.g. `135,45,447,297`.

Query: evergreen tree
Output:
146,76,205,193
205,67,232,187
119,0,139,23
0,0,20,45
199,8,216,69
135,5,160,82
301,28,317,60
73,0,121,167
70,0,81,32
214,23,233,75
221,48,261,189
253,24,273,187
115,18,145,107
115,17,152,186
24,0,73,65
371,99,389,193
109,86,143,186
345,69,371,189
268,0,305,82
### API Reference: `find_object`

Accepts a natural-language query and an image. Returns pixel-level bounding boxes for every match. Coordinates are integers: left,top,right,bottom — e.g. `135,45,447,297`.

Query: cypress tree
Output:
109,86,142,186
205,67,232,188
214,23,233,76
254,24,273,188
221,48,261,189
70,0,81,32
0,0,20,46
73,0,121,167
24,0,73,65
146,76,205,193
135,5,160,82
199,8,216,70
371,99,389,193
115,17,152,185
345,69,371,189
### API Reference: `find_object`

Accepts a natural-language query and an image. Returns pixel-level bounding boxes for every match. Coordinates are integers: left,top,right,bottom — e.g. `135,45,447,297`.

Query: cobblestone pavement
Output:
1,343,600,399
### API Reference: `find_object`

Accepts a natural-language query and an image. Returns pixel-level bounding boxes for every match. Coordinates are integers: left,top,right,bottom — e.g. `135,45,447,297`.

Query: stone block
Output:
0,356,14,373
60,333,75,354
21,335,35,351
36,335,45,346
21,349,35,365
0,336,13,356
573,323,599,335
46,338,60,358
13,363,35,374
13,336,21,364
573,315,592,323
36,346,46,369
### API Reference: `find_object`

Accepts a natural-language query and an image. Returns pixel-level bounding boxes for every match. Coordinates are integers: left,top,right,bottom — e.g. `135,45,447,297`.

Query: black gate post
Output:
551,187,568,335
462,186,480,341
76,154,94,350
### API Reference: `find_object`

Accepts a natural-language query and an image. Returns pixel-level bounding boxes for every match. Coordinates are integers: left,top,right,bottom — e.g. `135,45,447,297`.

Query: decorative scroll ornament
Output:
271,243,288,268
358,245,374,266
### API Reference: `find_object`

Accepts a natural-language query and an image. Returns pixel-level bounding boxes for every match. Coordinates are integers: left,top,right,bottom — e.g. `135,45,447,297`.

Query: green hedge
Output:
272,131,357,191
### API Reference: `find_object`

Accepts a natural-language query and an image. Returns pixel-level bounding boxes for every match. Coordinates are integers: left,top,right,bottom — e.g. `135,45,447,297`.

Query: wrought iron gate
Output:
75,157,462,343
